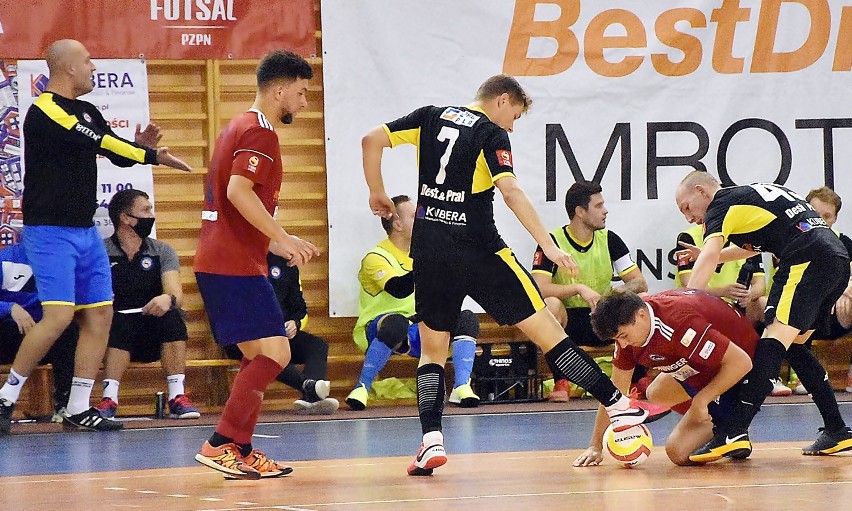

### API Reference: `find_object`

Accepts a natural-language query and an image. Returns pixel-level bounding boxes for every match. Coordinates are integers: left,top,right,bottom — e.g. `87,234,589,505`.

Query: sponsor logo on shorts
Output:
140,256,153,270
270,266,281,279
671,363,699,381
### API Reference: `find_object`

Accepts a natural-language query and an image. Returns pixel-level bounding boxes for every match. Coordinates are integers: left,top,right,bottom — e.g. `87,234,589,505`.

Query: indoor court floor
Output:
2,399,851,511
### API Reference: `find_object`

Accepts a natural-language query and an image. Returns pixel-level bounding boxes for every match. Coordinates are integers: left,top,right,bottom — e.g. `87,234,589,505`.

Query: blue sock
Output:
358,338,393,390
451,337,476,388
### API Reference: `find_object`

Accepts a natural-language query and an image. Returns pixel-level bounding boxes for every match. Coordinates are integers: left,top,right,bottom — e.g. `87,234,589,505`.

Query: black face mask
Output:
128,215,155,238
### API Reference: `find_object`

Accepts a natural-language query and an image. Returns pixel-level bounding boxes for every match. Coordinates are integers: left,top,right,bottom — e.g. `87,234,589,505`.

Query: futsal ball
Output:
603,423,653,468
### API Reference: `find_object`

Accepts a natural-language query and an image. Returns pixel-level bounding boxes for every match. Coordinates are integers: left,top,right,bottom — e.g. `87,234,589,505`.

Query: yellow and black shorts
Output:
413,247,545,332
766,231,850,331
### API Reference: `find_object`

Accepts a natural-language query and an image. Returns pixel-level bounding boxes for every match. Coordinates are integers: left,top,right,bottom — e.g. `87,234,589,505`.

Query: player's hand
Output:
284,320,298,339
842,282,852,302
156,147,192,172
369,191,396,219
271,234,320,267
721,283,749,301
135,123,163,148
142,294,171,317
573,446,604,467
10,304,35,335
683,400,712,425
676,241,701,265
577,285,602,311
544,245,579,277
836,295,852,324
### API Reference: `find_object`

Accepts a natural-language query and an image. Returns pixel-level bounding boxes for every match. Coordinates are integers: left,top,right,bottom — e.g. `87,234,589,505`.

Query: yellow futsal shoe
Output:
345,383,368,411
689,430,752,464
802,427,852,455
448,380,480,408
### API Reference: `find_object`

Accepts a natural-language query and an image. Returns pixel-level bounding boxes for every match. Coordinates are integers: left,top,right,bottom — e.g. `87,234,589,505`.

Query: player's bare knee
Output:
665,442,691,466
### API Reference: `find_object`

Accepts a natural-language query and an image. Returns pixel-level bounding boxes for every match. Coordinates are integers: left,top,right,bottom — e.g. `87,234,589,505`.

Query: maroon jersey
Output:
195,110,282,276
613,289,759,389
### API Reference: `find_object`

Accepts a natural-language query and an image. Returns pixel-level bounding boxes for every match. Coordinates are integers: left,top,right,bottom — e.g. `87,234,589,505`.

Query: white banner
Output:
18,59,153,237
323,0,852,317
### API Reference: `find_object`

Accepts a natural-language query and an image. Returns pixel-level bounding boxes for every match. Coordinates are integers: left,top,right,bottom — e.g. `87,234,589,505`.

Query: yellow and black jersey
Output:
704,183,843,257
383,105,515,256
23,92,157,227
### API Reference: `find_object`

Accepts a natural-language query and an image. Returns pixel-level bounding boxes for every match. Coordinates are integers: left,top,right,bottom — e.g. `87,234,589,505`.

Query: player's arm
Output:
497,177,578,276
363,106,430,219
685,340,751,425
142,243,182,317
530,243,589,300
574,364,634,467
608,231,646,293
682,235,724,291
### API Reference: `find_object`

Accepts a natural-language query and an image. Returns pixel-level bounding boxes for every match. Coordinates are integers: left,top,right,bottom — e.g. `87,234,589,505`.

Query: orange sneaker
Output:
195,441,260,480
547,379,570,402
227,448,293,479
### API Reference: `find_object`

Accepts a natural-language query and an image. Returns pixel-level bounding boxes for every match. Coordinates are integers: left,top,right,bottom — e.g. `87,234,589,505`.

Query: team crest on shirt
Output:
496,150,512,167
82,113,92,123
140,256,153,270
270,266,282,279
699,341,716,359
247,155,259,173
680,328,696,347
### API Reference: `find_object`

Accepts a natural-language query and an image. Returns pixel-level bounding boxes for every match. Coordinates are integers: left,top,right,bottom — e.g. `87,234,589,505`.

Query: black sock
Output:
728,337,787,432
209,432,234,448
416,363,445,435
544,337,621,407
788,344,847,433
237,443,253,457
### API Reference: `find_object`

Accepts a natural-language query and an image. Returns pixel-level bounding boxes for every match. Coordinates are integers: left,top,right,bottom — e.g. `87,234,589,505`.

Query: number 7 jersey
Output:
383,105,516,256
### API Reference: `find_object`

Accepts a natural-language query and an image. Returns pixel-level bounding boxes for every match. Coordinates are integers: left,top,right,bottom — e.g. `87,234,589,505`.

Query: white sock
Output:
0,368,28,404
66,377,95,415
605,394,631,414
423,430,444,446
167,374,185,401
102,379,120,402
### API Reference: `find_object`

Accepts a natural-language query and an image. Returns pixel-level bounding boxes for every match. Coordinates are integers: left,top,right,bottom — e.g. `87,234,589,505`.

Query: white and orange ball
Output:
603,423,653,468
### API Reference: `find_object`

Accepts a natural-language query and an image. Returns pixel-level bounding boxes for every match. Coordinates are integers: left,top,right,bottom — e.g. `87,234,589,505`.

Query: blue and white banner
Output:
323,0,852,316
17,59,153,237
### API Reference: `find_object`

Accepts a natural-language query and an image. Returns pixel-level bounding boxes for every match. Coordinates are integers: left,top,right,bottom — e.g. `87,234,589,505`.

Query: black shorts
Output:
566,307,611,347
812,312,852,341
108,309,188,363
414,247,544,332
766,231,850,332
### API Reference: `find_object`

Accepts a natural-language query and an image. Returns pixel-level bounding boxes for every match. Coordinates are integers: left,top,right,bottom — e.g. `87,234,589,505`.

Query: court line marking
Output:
188,479,852,510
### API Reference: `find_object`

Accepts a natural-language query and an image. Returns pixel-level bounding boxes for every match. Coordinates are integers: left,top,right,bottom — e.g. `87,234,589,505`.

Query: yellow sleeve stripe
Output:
299,314,309,331
33,93,78,130
616,264,639,278
101,134,148,163
383,124,420,148
492,172,515,182
531,268,554,275
472,151,494,193
705,232,724,241
721,204,776,239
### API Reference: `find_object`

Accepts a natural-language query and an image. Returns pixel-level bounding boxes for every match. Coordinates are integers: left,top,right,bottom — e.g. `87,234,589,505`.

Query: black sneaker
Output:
802,427,852,455
689,430,752,463
302,379,330,402
63,407,124,431
0,398,15,436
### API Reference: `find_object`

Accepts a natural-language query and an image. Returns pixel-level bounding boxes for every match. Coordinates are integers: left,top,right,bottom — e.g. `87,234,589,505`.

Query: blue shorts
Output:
680,381,739,427
22,225,112,307
366,313,421,358
195,272,285,347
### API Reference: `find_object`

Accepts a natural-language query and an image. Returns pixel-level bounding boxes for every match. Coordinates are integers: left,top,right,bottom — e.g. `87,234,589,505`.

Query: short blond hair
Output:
806,186,842,214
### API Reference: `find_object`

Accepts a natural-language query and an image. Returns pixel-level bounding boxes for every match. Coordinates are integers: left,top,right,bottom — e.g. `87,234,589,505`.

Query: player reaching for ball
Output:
574,288,757,466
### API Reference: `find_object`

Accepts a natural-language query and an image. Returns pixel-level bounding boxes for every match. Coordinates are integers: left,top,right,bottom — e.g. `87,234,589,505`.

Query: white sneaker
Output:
770,378,792,397
407,431,446,476
293,397,339,415
792,383,808,395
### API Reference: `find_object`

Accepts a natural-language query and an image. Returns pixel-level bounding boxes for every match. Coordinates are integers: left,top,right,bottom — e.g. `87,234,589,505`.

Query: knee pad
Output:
452,310,480,339
376,313,410,351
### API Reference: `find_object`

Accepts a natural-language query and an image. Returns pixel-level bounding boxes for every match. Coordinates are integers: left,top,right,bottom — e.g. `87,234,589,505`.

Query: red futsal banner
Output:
0,0,316,59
